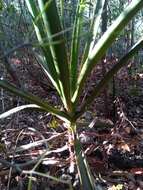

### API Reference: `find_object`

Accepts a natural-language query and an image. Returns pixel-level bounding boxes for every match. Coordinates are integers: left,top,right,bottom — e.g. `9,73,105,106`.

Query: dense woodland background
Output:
0,0,143,190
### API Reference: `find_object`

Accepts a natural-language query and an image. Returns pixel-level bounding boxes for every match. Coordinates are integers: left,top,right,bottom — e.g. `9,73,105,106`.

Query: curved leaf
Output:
0,104,41,119
0,80,71,121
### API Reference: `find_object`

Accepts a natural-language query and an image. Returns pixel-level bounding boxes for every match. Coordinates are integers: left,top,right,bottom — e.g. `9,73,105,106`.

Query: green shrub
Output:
0,0,143,189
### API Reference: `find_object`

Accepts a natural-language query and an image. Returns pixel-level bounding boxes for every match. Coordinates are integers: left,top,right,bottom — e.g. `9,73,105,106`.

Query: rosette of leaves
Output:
0,0,143,189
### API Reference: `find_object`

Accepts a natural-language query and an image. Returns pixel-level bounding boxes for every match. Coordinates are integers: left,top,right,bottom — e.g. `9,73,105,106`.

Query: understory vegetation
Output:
0,0,143,189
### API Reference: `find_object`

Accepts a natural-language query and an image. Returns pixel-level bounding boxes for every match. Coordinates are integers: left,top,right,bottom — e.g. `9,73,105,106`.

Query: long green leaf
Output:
0,104,41,119
37,0,72,112
59,0,64,27
81,0,105,65
25,0,62,98
72,0,143,104
0,80,71,121
76,37,143,118
70,0,85,97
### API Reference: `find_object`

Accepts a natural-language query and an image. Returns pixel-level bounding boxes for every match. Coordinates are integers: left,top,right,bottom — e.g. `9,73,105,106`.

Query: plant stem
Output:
69,121,95,190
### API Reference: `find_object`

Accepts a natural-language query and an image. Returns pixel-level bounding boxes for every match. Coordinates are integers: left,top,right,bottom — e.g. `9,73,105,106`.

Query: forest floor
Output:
0,55,143,190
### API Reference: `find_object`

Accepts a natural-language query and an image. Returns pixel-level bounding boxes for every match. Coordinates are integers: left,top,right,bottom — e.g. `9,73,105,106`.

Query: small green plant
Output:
0,0,143,189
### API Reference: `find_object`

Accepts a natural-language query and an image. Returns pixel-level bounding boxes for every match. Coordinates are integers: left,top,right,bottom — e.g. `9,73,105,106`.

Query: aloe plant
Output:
0,0,143,189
